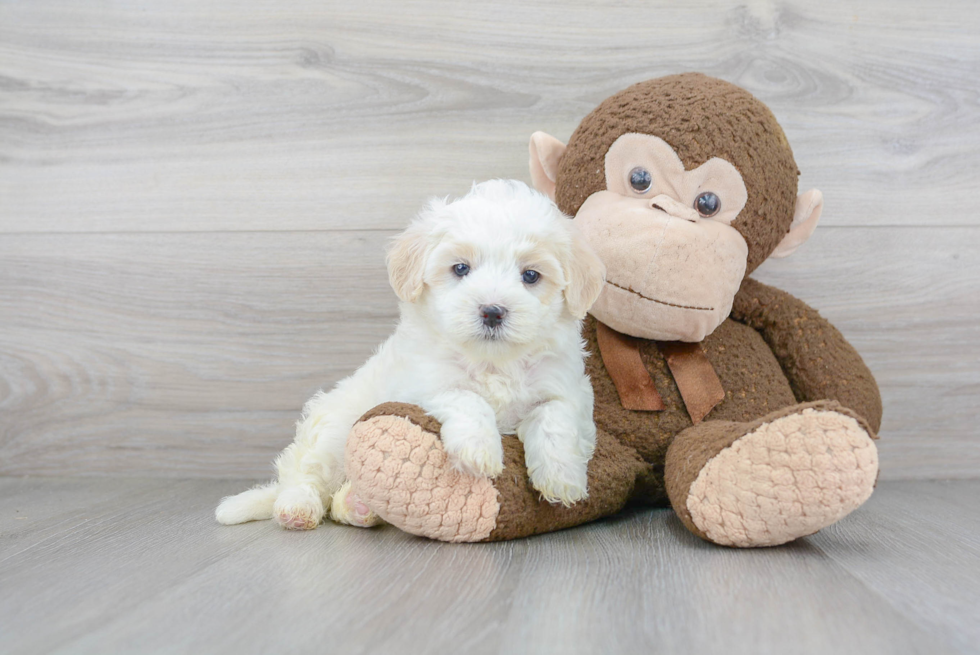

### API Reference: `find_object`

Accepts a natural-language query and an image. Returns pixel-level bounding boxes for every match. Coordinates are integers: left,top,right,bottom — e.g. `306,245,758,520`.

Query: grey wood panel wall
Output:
1,0,978,480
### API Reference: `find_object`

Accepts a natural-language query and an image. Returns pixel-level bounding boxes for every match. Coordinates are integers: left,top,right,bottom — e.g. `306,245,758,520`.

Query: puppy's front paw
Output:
529,457,589,507
452,444,505,478
439,418,504,478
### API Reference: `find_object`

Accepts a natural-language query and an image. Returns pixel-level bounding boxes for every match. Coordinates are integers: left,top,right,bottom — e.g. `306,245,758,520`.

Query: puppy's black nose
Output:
480,305,507,328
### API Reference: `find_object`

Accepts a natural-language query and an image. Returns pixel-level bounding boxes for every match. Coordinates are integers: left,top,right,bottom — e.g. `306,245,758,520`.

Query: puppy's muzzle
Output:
480,305,507,328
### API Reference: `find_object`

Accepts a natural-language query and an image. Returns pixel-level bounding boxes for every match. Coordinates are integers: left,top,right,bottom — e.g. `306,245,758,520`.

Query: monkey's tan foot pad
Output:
344,403,500,542
346,404,652,542
685,408,879,547
329,480,384,528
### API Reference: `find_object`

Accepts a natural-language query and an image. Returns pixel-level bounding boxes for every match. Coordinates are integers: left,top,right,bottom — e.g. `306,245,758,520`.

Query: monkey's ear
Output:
771,189,823,259
529,131,567,201
562,226,607,319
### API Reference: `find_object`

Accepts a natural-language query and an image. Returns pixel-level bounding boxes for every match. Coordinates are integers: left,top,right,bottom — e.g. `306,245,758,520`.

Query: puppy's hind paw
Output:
273,485,325,530
329,480,384,528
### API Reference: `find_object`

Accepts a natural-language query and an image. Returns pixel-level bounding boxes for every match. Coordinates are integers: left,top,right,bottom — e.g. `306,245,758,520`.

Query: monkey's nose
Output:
649,194,699,222
480,305,507,328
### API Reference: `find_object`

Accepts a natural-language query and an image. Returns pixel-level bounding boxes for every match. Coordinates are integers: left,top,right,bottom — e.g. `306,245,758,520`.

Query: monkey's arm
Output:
730,277,882,433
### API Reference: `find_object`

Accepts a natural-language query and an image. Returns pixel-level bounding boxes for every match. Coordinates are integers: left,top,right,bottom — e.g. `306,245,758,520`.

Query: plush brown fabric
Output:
731,278,883,433
595,321,665,411
585,313,799,497
359,401,443,435
663,419,746,540
356,297,879,543
555,73,799,274
484,428,651,541
355,401,651,541
657,341,725,425
344,74,883,547
662,399,872,540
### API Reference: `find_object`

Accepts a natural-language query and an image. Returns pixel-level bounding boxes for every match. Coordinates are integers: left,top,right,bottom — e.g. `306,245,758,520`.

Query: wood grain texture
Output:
0,0,978,232
0,0,978,479
1,227,977,479
753,227,980,479
0,478,973,654
812,480,980,655
0,232,398,477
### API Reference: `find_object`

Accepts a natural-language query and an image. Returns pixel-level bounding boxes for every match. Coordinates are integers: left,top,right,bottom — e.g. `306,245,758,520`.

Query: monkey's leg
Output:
344,403,649,542
664,400,879,548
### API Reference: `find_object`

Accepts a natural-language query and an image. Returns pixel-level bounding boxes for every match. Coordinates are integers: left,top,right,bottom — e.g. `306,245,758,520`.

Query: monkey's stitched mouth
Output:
605,280,714,312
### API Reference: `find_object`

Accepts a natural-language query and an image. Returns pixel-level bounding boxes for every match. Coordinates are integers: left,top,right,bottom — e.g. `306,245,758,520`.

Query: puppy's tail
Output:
215,481,279,525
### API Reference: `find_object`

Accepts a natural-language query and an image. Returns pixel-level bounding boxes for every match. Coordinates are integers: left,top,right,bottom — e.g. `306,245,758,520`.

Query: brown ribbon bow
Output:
595,321,725,425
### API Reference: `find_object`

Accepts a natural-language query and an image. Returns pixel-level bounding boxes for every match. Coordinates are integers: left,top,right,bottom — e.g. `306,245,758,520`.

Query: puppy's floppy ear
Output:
561,224,606,319
387,199,445,302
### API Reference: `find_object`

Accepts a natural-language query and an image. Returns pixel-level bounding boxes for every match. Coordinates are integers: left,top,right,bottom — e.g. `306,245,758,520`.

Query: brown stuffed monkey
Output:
343,73,882,547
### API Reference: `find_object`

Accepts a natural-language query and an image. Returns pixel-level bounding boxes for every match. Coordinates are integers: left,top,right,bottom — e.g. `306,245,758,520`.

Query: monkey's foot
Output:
667,402,879,547
329,480,384,528
345,403,650,542
344,404,499,542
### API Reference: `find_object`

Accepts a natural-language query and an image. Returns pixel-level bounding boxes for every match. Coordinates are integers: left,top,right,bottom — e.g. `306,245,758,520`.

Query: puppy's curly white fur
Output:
216,180,606,529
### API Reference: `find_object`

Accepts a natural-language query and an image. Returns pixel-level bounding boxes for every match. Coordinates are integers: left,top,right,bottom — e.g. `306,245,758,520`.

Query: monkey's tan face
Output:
575,133,749,342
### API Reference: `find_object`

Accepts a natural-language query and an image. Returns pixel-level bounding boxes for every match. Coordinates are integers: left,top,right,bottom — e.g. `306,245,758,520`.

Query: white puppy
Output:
216,179,605,530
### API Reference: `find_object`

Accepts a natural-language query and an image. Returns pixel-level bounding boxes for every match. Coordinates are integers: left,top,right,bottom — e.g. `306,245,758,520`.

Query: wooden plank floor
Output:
2,4,976,653
2,0,979,481
1,478,976,655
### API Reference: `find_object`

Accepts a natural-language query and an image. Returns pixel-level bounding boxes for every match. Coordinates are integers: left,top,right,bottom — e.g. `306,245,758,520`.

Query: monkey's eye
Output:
453,263,470,277
628,167,653,193
521,270,540,285
695,192,721,217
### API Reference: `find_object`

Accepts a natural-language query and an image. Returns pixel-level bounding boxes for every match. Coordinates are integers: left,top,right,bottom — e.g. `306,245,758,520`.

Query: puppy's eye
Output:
629,167,652,194
695,191,721,217
453,263,470,277
521,270,540,285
